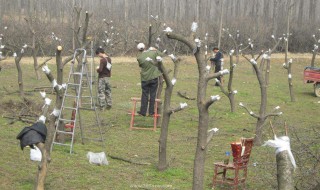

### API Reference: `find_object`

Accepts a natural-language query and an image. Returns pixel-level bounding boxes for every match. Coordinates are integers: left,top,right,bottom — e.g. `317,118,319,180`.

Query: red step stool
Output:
129,97,161,131
65,101,77,132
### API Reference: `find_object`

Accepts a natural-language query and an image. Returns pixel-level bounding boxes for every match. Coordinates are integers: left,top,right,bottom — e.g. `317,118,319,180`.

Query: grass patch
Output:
0,55,319,189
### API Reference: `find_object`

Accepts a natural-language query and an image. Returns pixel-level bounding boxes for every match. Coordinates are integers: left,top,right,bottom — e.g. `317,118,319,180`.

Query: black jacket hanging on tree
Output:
16,122,47,150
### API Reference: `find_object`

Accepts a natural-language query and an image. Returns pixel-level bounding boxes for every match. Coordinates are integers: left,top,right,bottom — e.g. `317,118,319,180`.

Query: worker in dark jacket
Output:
210,47,224,85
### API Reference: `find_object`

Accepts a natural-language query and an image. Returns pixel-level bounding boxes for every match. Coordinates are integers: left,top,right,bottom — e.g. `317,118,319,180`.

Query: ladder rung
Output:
56,130,74,135
71,72,82,75
52,142,72,146
80,102,92,105
68,83,80,86
63,106,77,110
59,118,75,123
65,94,78,98
79,107,95,111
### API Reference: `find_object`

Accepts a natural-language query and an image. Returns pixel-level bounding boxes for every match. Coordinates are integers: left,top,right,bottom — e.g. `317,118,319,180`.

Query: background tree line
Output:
0,0,319,56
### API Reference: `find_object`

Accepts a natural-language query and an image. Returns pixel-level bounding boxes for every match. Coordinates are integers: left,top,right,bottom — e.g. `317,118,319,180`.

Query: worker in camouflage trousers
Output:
96,47,112,111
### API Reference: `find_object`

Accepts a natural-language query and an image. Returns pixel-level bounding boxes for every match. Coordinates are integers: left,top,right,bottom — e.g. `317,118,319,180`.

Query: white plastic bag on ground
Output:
87,152,108,166
30,146,42,162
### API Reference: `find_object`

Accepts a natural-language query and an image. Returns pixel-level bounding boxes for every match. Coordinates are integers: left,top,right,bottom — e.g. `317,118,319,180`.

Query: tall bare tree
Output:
4,43,27,97
283,0,296,102
25,17,41,80
166,31,228,190
156,54,184,171
241,51,283,145
217,0,224,49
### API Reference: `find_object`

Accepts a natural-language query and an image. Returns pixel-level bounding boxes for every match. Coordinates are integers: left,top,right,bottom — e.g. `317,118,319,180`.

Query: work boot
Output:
137,111,146,116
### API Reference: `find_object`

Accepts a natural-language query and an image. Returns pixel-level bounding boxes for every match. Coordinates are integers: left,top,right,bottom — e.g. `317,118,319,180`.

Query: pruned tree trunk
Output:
219,52,236,112
158,85,173,171
217,0,223,49
310,49,317,67
25,11,41,80
36,46,68,189
166,32,227,190
157,55,181,171
297,0,304,26
148,24,152,48
272,0,278,37
265,123,295,190
156,75,164,126
15,55,24,97
217,30,244,113
284,0,295,102
32,47,41,80
242,53,282,146
34,62,52,190
276,151,294,190
35,143,47,190
55,47,66,143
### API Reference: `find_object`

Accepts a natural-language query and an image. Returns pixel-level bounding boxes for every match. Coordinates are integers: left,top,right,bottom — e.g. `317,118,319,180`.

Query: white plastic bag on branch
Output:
191,22,198,32
30,146,42,162
50,108,61,117
40,91,46,98
263,136,296,168
38,115,46,123
87,152,108,166
42,65,51,74
179,102,188,109
168,54,177,62
156,56,162,62
171,78,177,85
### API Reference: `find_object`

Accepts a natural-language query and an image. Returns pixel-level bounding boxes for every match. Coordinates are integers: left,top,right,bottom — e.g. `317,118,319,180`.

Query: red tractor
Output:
304,66,320,97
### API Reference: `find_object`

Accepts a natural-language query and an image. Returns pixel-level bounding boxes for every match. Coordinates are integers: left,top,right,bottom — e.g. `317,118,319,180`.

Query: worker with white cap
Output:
136,43,162,116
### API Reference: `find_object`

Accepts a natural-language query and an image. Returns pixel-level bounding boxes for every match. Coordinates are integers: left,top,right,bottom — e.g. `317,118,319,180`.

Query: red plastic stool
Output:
129,97,161,131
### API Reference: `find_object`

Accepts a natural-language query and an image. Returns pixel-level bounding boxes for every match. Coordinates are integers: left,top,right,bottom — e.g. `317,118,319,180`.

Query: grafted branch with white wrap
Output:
263,121,295,190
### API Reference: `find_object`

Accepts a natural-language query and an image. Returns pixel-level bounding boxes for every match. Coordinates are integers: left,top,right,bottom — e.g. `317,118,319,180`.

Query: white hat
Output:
137,43,145,50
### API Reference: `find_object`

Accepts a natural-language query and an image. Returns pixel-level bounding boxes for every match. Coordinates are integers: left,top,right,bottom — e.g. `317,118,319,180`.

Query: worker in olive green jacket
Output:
136,43,162,116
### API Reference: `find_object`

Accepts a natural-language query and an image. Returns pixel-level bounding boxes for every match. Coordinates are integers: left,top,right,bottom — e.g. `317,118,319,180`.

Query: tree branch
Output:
239,102,259,119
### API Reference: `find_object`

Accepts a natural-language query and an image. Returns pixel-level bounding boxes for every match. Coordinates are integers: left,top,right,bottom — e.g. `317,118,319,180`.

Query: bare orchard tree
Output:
34,88,51,190
283,0,296,102
25,17,42,80
240,52,283,145
101,19,126,55
4,45,27,97
0,46,10,72
1,25,31,97
214,50,238,112
156,53,185,171
310,33,320,67
148,14,162,49
260,36,283,86
165,30,229,190
213,29,243,112
35,46,71,190
217,0,224,49
67,8,93,105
